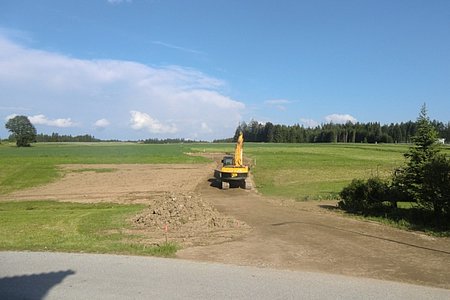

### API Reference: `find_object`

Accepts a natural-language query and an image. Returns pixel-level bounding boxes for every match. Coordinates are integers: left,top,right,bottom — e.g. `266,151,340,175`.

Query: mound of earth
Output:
132,192,250,247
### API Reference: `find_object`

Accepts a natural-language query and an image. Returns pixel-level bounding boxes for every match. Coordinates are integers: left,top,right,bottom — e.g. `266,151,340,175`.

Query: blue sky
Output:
0,0,449,141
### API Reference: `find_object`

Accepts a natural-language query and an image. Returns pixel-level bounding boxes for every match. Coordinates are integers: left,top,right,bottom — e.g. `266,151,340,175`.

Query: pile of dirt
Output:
132,192,251,247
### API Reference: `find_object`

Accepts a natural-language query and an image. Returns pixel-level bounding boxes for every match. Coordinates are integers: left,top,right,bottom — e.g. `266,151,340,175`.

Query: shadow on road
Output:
0,270,75,299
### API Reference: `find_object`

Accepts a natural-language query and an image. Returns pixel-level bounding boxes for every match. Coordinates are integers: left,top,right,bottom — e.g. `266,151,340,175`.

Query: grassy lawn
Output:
190,143,411,200
0,201,177,256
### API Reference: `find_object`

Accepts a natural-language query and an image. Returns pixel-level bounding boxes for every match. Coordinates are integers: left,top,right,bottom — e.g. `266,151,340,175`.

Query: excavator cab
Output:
221,156,234,166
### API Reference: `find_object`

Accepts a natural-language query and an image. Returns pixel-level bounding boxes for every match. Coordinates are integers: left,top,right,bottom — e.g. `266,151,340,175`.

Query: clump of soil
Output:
132,192,251,247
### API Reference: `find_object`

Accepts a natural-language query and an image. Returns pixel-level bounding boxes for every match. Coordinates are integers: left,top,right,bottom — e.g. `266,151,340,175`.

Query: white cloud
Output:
129,111,177,134
29,114,75,127
300,118,319,128
324,114,357,124
0,35,244,140
94,118,110,128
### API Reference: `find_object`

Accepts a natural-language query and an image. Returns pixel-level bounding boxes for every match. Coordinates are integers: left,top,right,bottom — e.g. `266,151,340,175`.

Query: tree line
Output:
226,119,450,144
35,133,103,143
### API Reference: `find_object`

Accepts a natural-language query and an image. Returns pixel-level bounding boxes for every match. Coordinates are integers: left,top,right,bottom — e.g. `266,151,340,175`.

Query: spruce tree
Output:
394,104,450,224
401,104,439,201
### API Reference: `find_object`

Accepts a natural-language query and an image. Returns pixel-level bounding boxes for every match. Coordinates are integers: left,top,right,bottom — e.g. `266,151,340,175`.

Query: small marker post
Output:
164,224,168,243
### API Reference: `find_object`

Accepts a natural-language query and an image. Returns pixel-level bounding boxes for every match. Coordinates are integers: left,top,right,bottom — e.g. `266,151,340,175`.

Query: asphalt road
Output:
1,252,449,299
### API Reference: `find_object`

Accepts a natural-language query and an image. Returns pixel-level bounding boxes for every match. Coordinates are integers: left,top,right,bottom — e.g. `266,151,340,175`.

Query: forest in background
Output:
218,120,450,144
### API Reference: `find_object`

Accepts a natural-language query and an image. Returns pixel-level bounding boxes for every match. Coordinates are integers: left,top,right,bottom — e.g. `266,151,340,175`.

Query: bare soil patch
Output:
3,164,211,203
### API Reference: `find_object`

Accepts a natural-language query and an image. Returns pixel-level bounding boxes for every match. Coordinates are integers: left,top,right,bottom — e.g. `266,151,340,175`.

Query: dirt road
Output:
178,174,450,289
2,162,449,289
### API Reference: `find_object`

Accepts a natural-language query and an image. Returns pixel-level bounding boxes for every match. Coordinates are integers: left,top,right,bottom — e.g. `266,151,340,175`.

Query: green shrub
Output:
338,177,391,213
338,179,366,212
421,154,450,223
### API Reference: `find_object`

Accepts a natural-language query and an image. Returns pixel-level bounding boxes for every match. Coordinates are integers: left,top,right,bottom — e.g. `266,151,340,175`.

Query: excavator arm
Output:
234,131,244,167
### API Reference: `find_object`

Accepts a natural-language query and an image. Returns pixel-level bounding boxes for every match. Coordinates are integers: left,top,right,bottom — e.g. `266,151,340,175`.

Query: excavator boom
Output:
234,132,244,167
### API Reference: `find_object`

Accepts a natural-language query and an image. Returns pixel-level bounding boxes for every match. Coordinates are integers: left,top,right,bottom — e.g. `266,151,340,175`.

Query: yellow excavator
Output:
214,131,252,190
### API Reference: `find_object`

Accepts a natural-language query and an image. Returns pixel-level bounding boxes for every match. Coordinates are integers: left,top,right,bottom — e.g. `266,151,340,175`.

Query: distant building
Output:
437,138,445,144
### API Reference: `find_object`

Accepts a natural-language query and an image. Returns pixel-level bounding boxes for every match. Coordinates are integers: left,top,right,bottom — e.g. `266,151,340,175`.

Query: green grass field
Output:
190,143,420,200
0,201,177,256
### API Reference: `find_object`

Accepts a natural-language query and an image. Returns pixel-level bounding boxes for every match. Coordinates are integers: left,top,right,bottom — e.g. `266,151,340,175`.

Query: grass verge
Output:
0,201,178,256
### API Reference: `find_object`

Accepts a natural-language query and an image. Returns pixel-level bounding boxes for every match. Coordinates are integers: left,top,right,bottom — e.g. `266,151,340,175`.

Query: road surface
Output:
1,251,449,299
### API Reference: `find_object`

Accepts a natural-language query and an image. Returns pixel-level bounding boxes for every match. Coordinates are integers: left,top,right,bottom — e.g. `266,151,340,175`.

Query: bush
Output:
338,179,367,212
421,154,450,223
338,177,391,214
